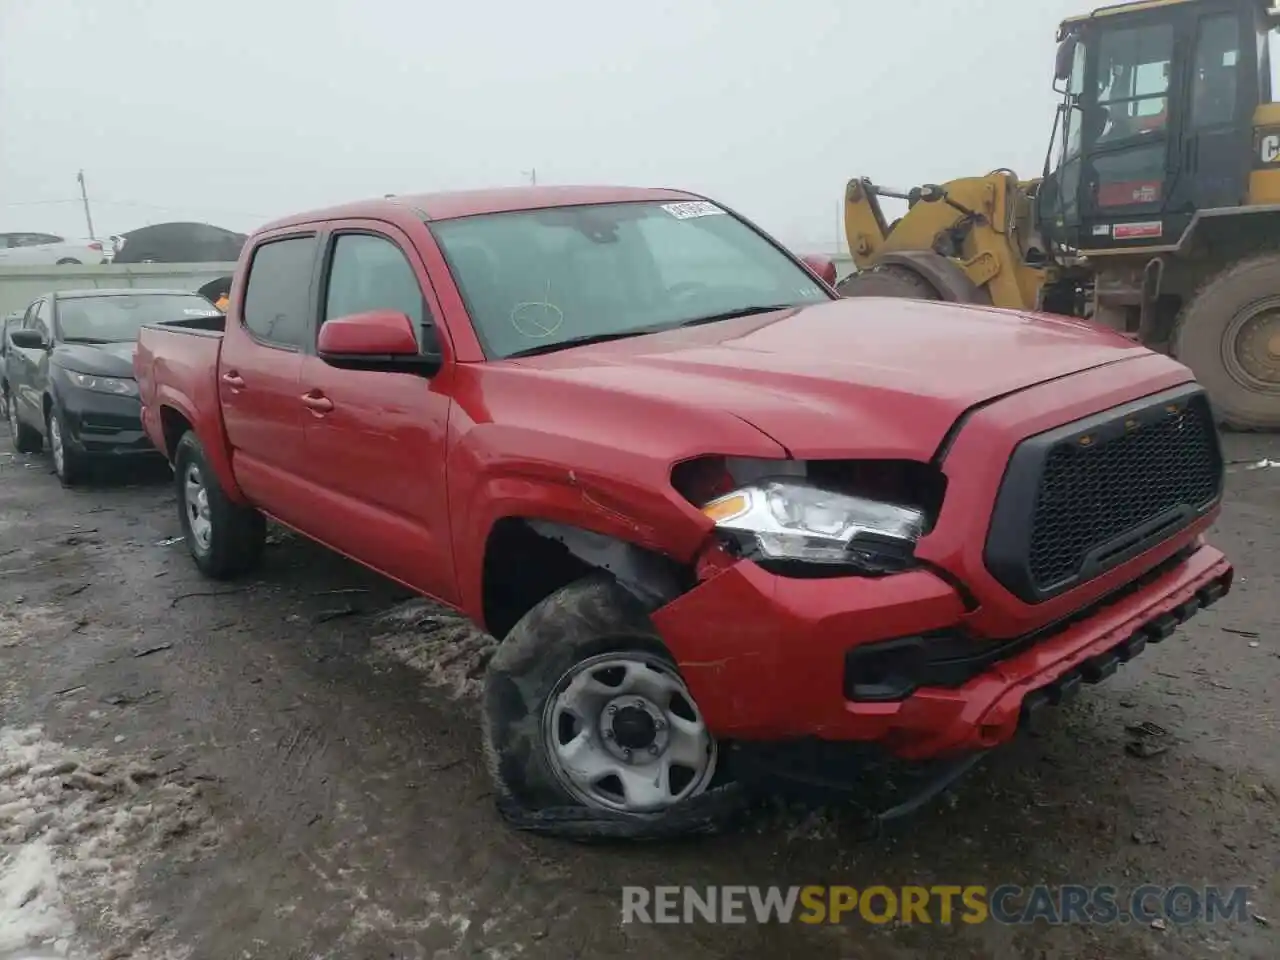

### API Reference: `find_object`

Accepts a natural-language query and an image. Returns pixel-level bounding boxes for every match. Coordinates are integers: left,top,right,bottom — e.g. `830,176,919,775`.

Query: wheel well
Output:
159,405,193,459
480,518,693,640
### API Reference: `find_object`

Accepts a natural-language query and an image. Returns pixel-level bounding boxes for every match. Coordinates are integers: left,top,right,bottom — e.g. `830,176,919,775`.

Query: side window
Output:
241,236,318,348
1190,15,1241,129
322,233,425,338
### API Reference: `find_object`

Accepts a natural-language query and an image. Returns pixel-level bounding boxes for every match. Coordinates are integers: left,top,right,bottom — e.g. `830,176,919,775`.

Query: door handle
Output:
221,372,246,389
301,393,334,414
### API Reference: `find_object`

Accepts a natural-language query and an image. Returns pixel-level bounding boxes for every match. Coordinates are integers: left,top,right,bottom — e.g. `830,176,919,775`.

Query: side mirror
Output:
317,309,442,375
1055,36,1077,82
799,254,838,287
9,329,47,350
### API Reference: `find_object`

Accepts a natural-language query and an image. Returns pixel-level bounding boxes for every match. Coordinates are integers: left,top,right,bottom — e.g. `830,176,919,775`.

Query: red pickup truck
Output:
135,186,1231,837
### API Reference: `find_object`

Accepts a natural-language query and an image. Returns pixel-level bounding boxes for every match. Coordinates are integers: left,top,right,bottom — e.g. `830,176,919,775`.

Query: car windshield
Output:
430,200,832,359
56,294,222,343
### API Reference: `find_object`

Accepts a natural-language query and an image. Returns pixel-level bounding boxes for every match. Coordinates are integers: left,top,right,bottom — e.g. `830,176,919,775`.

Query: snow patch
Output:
369,601,496,700
0,725,220,959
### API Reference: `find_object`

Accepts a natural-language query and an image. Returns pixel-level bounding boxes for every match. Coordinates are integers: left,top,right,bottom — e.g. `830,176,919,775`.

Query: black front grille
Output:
984,384,1223,603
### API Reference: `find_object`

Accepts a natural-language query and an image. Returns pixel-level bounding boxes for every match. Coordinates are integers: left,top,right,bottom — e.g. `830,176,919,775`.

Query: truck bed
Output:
134,320,226,462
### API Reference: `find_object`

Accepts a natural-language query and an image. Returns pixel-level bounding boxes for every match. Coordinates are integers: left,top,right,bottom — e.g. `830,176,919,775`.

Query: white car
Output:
0,232,107,266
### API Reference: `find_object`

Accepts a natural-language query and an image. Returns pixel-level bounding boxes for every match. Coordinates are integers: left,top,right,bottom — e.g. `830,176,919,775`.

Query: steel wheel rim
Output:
1223,297,1280,394
184,463,213,552
541,650,717,814
48,414,64,475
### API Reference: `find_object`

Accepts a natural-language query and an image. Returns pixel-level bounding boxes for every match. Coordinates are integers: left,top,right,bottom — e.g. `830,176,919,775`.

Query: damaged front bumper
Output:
651,542,1233,760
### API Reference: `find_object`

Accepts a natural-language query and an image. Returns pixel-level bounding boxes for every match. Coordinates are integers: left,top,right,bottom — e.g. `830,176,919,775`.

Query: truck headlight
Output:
67,372,138,397
701,480,925,573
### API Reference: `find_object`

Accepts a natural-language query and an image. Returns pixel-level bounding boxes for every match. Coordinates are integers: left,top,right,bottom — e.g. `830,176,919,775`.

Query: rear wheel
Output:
8,395,41,454
55,258,82,265
173,431,265,579
835,264,940,300
1172,253,1280,431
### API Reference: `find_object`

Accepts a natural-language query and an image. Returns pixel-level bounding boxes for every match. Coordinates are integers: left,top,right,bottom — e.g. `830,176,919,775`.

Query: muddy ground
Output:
0,426,1277,960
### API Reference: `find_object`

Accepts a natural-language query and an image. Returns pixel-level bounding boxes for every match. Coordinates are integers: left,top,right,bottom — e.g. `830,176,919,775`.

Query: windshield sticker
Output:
183,308,221,316
661,201,726,220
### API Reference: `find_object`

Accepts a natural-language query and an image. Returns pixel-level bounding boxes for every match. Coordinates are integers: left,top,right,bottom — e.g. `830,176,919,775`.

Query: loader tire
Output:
835,265,939,300
1171,253,1280,431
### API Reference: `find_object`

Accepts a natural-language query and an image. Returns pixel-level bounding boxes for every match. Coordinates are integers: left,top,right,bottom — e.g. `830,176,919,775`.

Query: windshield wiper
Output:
505,330,654,359
61,336,114,344
674,303,796,328
504,304,797,359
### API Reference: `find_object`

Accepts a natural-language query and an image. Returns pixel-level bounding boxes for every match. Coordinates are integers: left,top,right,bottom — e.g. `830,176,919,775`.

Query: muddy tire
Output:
1172,253,1280,431
173,431,265,580
835,264,939,300
482,573,742,840
7,394,42,454
47,404,88,487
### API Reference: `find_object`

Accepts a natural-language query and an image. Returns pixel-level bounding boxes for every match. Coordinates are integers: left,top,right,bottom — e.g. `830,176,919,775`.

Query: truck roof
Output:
258,185,704,232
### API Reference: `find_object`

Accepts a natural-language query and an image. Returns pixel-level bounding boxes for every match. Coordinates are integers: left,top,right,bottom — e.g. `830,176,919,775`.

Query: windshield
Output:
56,294,222,343
430,200,832,359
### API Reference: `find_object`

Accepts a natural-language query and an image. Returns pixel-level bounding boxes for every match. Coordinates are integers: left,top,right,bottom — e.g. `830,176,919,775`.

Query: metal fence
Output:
0,263,237,317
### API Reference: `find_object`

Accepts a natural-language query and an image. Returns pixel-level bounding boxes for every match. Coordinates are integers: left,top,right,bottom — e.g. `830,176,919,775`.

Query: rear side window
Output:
241,235,317,348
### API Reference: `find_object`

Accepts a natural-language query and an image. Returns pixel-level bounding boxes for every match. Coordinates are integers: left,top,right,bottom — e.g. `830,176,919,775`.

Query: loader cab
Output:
1038,0,1279,252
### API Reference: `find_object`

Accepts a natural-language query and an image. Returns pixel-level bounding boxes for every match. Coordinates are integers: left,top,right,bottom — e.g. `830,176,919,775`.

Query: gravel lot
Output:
0,424,1277,960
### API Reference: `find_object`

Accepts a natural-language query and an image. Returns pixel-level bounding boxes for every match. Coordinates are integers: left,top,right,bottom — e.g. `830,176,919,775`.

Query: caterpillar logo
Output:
1259,132,1280,165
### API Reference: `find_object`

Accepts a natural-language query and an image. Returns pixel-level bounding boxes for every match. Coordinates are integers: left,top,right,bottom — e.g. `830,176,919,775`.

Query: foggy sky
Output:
0,0,1087,251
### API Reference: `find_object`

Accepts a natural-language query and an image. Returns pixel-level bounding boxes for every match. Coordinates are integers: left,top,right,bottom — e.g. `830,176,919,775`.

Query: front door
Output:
1170,8,1258,214
297,225,458,606
1080,15,1182,245
217,233,317,525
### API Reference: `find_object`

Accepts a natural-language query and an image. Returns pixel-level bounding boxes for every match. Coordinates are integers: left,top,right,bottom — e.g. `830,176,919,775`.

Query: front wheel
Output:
173,431,265,579
55,258,82,265
1172,253,1280,430
483,574,738,839
47,404,88,487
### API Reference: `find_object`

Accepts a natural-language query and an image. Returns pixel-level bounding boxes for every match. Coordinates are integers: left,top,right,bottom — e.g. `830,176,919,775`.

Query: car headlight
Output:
701,479,925,573
67,372,138,397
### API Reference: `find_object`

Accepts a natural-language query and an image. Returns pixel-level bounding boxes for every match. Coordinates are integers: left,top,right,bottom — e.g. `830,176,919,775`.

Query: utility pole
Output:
522,168,537,186
76,170,96,240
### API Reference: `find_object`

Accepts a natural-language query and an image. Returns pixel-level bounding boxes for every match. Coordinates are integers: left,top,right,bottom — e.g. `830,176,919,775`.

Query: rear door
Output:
296,223,458,605
217,233,318,525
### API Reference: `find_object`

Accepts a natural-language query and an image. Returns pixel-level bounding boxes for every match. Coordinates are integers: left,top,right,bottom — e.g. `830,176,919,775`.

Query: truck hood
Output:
53,341,137,378
507,297,1151,460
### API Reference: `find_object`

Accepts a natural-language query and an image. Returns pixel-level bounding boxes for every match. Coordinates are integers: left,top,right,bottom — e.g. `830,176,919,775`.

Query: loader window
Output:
1190,14,1240,129
1095,23,1174,142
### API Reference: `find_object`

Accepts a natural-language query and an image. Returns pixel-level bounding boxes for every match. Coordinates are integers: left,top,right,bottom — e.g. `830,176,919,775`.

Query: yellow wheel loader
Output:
839,0,1280,430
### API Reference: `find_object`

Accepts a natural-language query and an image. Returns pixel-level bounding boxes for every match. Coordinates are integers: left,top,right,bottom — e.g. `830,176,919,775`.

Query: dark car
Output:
0,309,23,420
111,222,247,264
4,288,223,485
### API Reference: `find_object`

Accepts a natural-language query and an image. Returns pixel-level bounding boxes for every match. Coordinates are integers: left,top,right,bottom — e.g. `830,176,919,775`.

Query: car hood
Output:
506,297,1154,460
53,341,137,378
